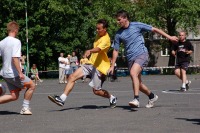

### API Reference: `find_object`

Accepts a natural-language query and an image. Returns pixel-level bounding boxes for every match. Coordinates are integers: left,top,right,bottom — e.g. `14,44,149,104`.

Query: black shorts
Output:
175,62,189,70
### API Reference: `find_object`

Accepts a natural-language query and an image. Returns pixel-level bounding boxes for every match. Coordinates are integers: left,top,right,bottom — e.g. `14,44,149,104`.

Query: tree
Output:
134,0,200,66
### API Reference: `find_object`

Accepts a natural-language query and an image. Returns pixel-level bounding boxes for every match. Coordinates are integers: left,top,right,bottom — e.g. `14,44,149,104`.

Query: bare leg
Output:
181,69,187,84
63,67,84,96
138,74,151,96
129,63,152,102
93,89,110,98
0,91,20,104
24,82,36,101
175,68,182,80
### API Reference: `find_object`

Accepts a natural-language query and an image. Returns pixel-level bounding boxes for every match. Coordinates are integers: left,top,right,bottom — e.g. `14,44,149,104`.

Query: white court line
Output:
33,89,200,95
34,90,133,95
162,88,200,95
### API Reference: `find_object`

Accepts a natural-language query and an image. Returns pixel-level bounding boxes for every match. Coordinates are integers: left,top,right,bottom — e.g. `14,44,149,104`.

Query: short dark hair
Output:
115,10,130,20
97,19,109,29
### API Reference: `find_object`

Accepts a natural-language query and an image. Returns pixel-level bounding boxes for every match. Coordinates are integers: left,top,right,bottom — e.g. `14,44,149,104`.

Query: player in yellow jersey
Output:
48,19,117,108
80,54,89,65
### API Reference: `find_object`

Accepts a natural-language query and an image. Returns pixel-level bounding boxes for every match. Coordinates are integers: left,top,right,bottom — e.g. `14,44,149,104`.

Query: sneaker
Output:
65,81,68,83
20,107,32,115
180,87,186,92
39,80,43,83
129,99,139,108
110,96,117,108
48,95,64,107
146,94,158,108
186,80,191,90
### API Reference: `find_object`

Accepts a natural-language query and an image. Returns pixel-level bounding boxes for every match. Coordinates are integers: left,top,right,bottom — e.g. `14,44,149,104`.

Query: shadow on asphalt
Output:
175,118,200,125
0,111,19,115
49,105,138,112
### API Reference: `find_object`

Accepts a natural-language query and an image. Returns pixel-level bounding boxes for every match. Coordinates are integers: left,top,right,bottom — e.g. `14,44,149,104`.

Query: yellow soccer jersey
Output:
88,33,111,75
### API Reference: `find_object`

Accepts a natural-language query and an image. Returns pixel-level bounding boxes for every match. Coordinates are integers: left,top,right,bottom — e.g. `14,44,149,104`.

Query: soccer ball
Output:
0,84,6,96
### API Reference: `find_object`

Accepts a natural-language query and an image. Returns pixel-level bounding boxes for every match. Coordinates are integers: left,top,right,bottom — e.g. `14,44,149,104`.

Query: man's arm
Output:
107,49,119,74
84,47,101,58
152,27,179,43
111,49,118,68
13,57,24,80
171,50,176,57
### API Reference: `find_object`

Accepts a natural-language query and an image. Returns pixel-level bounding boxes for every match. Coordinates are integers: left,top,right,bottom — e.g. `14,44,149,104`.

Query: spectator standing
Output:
58,52,65,83
64,56,71,83
70,51,78,73
20,53,26,75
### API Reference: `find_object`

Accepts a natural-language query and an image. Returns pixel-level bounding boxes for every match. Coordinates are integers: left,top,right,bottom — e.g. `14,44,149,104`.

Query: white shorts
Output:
81,65,105,90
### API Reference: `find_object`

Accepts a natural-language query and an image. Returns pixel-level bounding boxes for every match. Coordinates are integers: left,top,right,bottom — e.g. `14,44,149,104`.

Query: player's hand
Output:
84,50,91,58
107,66,114,75
185,50,190,54
19,73,25,80
170,36,179,43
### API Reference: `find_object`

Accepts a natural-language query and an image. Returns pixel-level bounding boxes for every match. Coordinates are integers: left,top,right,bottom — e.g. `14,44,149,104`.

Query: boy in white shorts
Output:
0,21,36,115
48,19,117,108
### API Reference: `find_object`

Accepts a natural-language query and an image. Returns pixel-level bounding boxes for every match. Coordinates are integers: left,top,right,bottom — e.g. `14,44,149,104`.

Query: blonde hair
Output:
7,21,19,33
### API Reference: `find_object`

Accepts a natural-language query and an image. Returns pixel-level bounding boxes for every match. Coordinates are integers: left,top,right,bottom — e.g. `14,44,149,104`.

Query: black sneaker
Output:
186,80,191,90
180,87,186,92
110,96,117,108
48,95,64,107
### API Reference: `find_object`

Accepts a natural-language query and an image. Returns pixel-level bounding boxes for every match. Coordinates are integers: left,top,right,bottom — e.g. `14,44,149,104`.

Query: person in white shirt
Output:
0,21,36,115
64,56,71,83
58,52,66,83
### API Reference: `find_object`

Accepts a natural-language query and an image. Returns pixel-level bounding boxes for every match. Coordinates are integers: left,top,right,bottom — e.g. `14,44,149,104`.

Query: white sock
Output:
110,95,115,102
22,99,30,108
182,83,186,88
60,94,67,101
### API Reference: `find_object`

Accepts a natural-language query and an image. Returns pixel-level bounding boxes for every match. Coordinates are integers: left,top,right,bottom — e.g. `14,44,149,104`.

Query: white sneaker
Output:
39,80,43,83
186,80,191,90
146,95,158,108
129,99,139,108
65,81,68,83
59,81,64,84
20,107,32,115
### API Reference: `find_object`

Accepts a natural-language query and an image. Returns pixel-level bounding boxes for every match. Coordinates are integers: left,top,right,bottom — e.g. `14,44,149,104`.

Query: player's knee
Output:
68,74,76,82
130,73,139,78
174,69,179,75
28,82,36,90
10,93,19,101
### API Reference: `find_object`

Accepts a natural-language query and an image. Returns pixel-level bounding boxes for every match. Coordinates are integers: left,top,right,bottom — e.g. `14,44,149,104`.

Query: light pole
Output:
25,0,29,75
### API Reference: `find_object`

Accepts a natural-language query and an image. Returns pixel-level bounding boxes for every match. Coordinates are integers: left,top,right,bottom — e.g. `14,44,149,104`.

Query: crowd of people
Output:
0,9,194,115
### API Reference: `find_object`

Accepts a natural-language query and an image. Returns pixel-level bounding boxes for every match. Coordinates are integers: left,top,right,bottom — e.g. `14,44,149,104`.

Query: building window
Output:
161,48,170,56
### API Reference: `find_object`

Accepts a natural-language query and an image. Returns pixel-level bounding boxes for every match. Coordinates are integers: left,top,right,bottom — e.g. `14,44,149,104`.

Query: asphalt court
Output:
0,75,200,133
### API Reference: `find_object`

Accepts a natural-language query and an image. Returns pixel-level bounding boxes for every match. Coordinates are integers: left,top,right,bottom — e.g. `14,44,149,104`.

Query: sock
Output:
148,92,155,99
22,99,30,108
60,94,67,101
110,95,115,102
134,95,139,101
182,83,186,88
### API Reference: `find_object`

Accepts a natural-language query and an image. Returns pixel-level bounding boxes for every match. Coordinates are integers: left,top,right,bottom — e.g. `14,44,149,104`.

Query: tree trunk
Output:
166,15,176,66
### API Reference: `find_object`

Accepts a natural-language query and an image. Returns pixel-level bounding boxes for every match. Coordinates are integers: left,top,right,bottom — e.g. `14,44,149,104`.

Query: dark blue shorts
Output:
175,62,189,70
